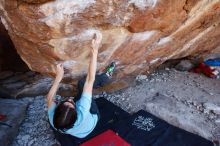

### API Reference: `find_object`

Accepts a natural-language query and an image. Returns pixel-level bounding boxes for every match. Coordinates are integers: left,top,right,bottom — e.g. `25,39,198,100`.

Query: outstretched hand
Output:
56,63,64,81
92,32,102,53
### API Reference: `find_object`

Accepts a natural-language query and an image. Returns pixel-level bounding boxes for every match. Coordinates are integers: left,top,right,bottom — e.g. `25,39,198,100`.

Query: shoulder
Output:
48,102,56,114
76,92,92,111
81,92,92,100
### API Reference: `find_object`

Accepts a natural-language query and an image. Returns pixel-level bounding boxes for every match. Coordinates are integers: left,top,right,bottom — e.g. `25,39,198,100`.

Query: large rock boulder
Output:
0,0,220,81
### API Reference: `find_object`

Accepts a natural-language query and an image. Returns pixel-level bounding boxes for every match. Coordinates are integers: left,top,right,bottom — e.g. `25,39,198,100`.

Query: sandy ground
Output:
11,69,220,146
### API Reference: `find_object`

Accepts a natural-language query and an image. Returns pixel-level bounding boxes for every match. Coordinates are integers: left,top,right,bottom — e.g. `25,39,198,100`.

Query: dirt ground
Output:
11,68,220,146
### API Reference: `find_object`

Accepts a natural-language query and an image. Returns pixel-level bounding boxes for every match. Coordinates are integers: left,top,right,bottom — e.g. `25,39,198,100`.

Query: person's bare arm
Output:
47,64,64,108
83,33,102,95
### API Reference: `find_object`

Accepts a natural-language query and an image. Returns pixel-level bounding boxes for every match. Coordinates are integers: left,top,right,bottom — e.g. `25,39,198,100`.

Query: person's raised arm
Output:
82,33,102,95
47,63,64,108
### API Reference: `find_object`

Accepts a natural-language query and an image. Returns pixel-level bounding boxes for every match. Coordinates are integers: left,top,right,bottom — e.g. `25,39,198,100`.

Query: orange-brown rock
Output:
0,0,220,80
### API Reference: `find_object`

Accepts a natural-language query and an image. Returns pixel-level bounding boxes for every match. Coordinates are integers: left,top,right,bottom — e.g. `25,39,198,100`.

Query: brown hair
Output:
53,102,77,130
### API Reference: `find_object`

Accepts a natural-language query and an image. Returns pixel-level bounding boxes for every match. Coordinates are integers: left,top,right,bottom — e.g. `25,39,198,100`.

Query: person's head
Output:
53,98,77,131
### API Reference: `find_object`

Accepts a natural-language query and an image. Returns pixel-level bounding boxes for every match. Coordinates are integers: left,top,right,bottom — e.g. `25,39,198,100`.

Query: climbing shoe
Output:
106,62,116,77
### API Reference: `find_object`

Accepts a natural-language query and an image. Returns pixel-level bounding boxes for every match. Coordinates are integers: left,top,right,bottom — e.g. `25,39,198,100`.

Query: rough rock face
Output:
0,0,220,80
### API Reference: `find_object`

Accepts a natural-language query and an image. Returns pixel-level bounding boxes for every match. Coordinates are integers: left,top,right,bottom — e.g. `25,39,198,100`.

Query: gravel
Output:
11,96,57,146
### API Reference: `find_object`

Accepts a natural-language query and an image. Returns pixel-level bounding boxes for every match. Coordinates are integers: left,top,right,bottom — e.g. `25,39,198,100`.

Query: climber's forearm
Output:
47,76,61,108
83,50,98,94
47,64,64,108
87,50,98,83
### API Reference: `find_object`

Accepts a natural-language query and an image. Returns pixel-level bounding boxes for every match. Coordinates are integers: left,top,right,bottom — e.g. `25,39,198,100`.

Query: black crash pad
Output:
111,110,214,146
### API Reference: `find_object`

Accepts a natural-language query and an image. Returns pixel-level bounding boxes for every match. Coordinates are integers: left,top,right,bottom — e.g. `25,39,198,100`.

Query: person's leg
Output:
77,62,116,99
77,62,116,100
93,73,110,89
76,73,110,101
